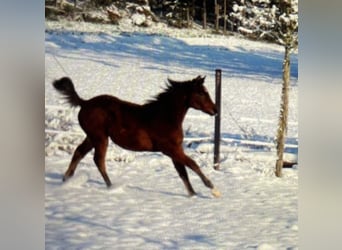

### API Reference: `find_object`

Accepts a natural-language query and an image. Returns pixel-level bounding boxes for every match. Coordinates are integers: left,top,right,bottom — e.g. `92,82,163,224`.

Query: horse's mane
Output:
145,77,200,106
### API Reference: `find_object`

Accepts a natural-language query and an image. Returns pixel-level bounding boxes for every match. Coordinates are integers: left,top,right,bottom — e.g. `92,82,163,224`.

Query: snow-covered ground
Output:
45,21,298,249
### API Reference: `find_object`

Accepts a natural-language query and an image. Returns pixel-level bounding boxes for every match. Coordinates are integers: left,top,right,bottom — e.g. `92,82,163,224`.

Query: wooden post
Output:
214,69,222,170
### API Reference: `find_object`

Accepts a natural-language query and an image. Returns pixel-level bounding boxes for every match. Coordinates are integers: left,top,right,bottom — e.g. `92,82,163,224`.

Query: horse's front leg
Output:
172,160,196,197
183,154,221,198
168,148,221,198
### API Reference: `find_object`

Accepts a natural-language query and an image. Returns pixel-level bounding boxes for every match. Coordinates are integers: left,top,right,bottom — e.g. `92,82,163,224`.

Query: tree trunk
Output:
215,0,219,32
275,44,291,177
191,0,195,18
223,0,227,34
186,7,190,28
202,0,207,29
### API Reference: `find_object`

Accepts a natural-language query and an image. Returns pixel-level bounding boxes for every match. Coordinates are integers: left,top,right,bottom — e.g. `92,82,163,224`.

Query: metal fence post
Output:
214,69,222,170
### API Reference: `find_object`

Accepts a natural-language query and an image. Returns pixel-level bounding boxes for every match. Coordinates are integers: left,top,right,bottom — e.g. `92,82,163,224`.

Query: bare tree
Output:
275,0,298,177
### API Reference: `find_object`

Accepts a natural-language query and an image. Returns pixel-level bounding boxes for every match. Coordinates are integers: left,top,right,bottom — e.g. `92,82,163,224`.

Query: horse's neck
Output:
145,96,189,125
167,101,188,125
163,96,189,126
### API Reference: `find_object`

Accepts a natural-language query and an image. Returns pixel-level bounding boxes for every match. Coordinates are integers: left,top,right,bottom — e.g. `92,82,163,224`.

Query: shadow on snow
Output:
45,31,298,82
186,131,298,155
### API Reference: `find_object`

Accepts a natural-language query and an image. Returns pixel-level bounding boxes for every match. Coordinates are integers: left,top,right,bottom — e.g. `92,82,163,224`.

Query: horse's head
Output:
187,76,217,116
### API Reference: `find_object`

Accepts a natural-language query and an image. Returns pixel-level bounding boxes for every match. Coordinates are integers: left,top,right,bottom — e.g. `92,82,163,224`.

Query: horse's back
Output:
77,94,154,151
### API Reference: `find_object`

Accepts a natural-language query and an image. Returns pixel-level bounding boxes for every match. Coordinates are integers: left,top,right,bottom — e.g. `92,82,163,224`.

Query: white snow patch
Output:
45,21,298,249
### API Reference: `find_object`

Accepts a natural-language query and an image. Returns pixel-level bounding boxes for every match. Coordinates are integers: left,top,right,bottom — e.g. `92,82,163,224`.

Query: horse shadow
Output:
45,172,64,186
127,185,212,199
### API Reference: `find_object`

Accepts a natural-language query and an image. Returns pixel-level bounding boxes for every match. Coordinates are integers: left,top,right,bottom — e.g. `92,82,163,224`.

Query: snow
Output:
45,21,298,249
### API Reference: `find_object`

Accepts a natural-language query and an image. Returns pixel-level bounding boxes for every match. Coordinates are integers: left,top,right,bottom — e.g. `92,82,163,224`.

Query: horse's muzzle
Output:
208,106,218,116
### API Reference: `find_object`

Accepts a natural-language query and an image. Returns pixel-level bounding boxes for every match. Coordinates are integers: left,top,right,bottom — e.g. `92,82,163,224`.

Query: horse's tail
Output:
53,77,84,107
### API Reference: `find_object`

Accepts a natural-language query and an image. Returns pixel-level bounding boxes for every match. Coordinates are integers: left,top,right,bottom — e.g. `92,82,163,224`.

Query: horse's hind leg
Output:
93,136,112,187
172,160,196,196
63,137,93,182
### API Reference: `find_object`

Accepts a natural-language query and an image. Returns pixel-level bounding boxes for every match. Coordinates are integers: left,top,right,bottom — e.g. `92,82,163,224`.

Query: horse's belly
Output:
111,129,154,152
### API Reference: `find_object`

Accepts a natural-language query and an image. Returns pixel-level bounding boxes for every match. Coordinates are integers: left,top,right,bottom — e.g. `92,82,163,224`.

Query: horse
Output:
53,75,221,197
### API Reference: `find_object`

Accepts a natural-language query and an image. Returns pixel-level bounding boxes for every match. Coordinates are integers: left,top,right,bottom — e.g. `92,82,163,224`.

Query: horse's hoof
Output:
188,191,197,197
211,187,221,198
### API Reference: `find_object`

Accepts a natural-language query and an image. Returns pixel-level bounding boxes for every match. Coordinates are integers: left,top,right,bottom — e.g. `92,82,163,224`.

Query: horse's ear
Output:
195,75,205,85
167,77,177,86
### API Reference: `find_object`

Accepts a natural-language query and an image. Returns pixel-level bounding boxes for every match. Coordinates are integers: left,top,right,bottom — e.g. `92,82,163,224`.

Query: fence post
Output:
214,69,222,170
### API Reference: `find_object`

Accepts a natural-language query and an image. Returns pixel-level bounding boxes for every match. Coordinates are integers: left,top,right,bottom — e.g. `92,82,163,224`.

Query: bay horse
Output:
53,76,221,197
